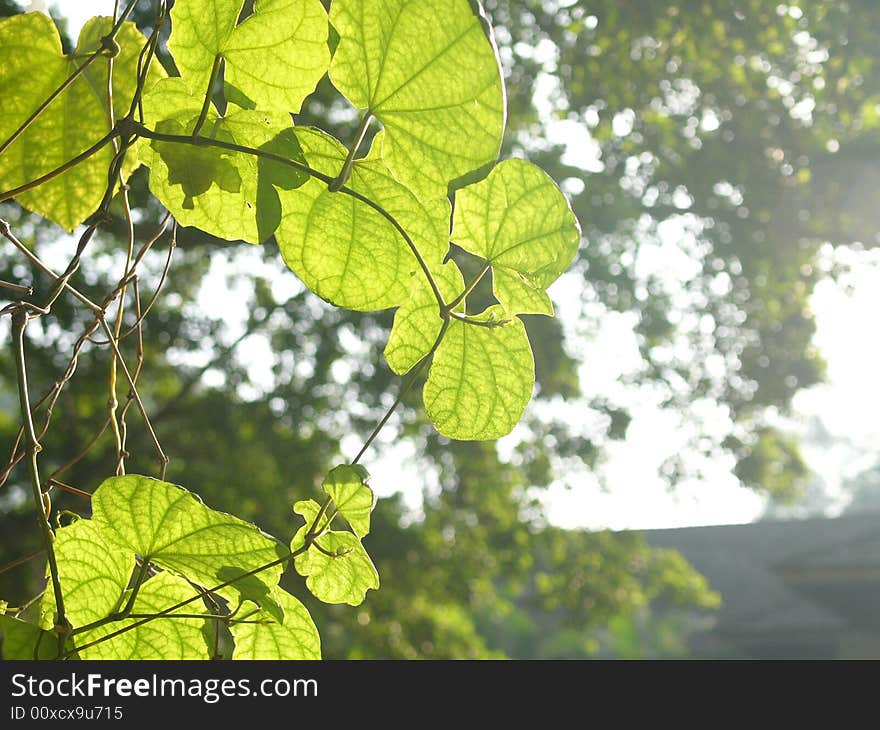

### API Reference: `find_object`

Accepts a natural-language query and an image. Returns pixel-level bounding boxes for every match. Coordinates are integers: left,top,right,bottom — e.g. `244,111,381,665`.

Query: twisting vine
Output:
0,0,580,659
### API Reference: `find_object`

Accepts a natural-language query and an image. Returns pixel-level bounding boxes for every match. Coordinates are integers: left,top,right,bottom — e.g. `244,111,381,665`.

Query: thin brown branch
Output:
0,130,119,204
0,548,46,576
47,417,112,483
11,309,70,640
46,478,92,500
98,316,168,478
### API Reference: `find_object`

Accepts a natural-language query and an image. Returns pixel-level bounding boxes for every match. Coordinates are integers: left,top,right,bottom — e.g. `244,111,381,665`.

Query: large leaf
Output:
230,589,320,659
39,519,133,630
141,78,307,243
169,0,329,113
322,464,373,538
276,128,449,310
290,499,379,606
74,572,212,660
329,0,506,198
91,475,287,617
424,306,534,440
452,159,581,316
384,261,464,375
0,14,164,230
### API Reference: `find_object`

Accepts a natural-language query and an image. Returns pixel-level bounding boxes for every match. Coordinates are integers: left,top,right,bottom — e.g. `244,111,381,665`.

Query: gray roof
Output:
643,512,880,657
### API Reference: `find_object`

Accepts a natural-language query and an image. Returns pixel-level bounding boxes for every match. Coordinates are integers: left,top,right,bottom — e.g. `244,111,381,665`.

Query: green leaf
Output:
141,79,307,243
290,499,379,606
169,0,329,113
276,128,449,310
74,572,212,660
0,13,164,230
0,615,68,659
322,464,373,538
384,261,465,375
329,0,506,198
424,305,534,439
91,475,287,619
141,77,202,128
39,519,133,630
230,589,320,659
451,159,581,316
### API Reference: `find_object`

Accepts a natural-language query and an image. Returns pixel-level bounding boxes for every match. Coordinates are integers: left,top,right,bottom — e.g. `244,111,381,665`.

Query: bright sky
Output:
22,0,880,530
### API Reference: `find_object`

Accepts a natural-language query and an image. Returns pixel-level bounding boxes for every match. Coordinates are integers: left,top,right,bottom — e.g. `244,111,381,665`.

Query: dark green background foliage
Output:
2,0,873,657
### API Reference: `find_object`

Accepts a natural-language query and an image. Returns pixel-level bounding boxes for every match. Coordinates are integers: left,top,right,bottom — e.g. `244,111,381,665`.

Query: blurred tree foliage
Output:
2,0,873,656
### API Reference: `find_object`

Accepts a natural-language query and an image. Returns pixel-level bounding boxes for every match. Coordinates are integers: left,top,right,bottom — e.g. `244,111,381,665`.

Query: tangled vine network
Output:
0,0,580,659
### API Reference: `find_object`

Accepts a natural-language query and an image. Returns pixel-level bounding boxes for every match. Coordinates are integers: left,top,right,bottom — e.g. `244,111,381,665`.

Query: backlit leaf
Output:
0,13,164,230
290,499,379,606
276,128,449,310
91,475,287,619
384,261,464,375
424,305,534,439
169,0,329,113
141,79,307,243
329,0,505,198
451,158,581,316
322,464,373,538
230,589,321,659
74,572,212,660
38,519,133,630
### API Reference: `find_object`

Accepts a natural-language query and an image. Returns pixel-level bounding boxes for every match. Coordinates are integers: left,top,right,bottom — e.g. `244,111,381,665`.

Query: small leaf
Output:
0,14,164,230
230,589,320,659
39,519,133,630
74,572,212,660
290,500,379,606
424,305,534,440
291,498,332,537
322,464,373,538
451,158,581,316
384,261,465,375
295,533,380,606
0,615,68,659
169,0,329,113
329,0,506,198
142,79,308,243
276,128,449,310
91,475,287,619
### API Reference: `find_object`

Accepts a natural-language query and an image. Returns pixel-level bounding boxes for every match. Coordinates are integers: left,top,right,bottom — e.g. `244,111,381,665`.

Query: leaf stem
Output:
126,613,222,621
449,311,510,328
352,319,450,465
328,111,373,192
192,54,223,138
311,540,339,558
446,262,490,313
120,558,151,615
126,0,166,124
